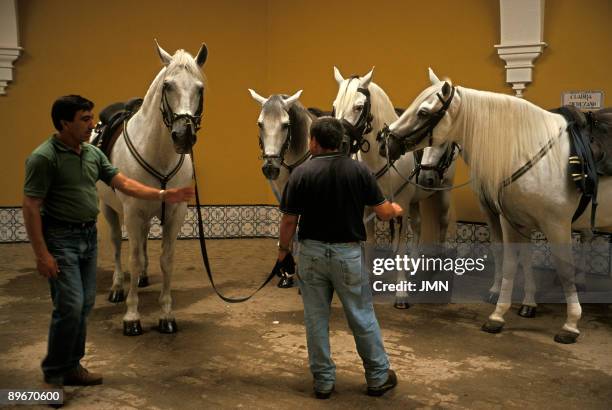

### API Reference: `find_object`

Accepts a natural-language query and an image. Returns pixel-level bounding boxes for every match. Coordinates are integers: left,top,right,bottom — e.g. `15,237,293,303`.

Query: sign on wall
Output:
561,90,604,110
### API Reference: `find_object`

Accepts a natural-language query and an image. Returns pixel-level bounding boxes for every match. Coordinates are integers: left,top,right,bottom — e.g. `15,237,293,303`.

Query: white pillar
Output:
0,0,22,95
495,0,547,98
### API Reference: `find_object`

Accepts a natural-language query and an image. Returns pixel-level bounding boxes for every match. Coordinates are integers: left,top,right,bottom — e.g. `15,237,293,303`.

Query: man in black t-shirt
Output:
278,117,403,399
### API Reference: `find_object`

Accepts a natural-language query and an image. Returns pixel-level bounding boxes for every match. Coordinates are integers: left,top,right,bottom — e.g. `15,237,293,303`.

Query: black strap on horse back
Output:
556,107,599,228
192,170,277,303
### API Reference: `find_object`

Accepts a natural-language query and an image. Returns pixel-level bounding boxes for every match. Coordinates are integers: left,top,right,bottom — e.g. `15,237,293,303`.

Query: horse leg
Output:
157,205,187,333
393,206,418,309
437,191,451,245
484,208,504,304
102,204,126,303
576,229,592,292
542,221,582,344
122,214,148,336
517,242,538,318
482,217,525,334
138,224,150,288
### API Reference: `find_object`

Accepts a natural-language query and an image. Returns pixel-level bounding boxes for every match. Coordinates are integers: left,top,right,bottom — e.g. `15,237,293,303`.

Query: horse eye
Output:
257,122,263,129
418,109,429,118
354,105,363,112
282,122,290,129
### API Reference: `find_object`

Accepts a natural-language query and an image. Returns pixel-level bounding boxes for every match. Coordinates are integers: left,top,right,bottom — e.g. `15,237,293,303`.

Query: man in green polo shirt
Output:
23,95,194,393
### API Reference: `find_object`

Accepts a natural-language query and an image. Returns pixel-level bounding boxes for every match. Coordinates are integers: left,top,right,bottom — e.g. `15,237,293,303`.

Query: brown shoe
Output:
63,366,103,386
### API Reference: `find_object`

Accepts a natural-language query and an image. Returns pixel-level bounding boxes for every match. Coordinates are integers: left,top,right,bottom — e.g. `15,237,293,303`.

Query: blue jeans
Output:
41,224,98,384
297,239,389,391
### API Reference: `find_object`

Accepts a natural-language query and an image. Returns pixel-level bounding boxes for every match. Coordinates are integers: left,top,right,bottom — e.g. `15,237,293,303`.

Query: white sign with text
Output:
561,90,604,110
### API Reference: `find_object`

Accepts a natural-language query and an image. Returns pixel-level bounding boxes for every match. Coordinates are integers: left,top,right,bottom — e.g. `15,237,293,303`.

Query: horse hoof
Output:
108,289,125,303
138,275,149,288
277,276,294,288
486,292,499,305
123,320,143,336
554,329,579,344
518,305,537,318
481,320,504,334
158,319,178,334
394,301,411,309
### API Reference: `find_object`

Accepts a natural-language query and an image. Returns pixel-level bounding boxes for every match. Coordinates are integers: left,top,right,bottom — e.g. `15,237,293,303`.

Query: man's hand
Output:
164,187,196,203
390,202,404,217
273,252,296,277
37,251,60,279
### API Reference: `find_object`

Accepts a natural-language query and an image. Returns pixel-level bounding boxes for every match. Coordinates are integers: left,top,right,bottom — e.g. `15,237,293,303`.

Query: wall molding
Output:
0,0,22,95
495,0,547,97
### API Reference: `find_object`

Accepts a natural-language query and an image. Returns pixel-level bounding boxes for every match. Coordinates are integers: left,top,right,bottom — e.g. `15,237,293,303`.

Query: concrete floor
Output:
1,239,611,409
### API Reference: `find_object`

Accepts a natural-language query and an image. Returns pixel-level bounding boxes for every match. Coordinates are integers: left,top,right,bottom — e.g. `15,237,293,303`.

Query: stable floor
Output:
0,239,611,409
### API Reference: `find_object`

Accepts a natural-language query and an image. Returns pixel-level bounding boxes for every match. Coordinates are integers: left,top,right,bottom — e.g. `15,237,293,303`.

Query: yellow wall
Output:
1,0,610,223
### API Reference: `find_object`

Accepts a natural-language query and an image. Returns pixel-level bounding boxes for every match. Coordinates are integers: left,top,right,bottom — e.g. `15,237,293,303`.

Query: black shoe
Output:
314,384,334,400
367,370,397,397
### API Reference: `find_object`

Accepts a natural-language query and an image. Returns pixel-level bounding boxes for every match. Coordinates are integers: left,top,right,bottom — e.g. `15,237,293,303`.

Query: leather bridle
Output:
413,142,460,182
160,82,204,135
333,77,374,155
258,112,310,173
377,85,456,158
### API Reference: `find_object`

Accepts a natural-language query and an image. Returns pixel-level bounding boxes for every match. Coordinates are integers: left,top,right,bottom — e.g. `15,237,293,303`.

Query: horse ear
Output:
333,66,344,84
195,43,208,67
248,89,268,105
283,90,303,108
428,67,441,85
360,67,375,89
442,81,452,97
155,39,172,66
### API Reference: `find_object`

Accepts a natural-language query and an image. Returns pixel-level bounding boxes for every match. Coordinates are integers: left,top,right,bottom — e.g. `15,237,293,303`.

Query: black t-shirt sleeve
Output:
279,172,303,215
361,165,386,206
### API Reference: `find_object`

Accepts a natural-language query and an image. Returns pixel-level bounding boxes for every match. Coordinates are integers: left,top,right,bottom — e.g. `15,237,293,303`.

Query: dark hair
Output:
51,95,94,131
310,116,344,150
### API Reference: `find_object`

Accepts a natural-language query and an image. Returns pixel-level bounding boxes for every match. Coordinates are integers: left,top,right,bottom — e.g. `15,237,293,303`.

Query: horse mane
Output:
166,49,205,81
455,86,565,199
369,82,399,131
140,49,206,116
286,98,310,156
335,78,398,133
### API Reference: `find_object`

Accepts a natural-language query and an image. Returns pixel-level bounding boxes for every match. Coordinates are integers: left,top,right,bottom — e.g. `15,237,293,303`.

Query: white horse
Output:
332,67,457,308
94,41,208,336
382,68,612,343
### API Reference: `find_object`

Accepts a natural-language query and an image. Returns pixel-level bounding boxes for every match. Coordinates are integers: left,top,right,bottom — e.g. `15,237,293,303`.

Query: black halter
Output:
377,85,456,157
333,77,374,155
413,142,460,181
160,83,204,134
258,111,310,173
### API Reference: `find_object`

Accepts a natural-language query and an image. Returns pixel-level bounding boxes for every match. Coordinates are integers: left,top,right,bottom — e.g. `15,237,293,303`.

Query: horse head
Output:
156,40,208,154
416,143,458,187
249,89,303,180
379,68,458,161
332,67,376,154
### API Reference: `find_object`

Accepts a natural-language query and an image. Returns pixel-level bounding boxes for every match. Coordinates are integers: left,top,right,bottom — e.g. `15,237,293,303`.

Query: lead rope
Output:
189,153,277,303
